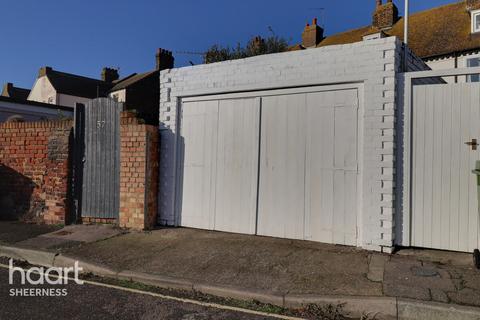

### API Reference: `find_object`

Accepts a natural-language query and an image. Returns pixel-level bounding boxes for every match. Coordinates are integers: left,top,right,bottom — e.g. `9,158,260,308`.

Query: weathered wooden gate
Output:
73,98,121,220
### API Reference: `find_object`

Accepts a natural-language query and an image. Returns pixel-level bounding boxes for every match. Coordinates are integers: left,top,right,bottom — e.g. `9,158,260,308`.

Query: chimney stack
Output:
38,66,52,78
156,49,174,71
302,18,324,48
372,0,399,30
101,67,119,83
1,83,13,96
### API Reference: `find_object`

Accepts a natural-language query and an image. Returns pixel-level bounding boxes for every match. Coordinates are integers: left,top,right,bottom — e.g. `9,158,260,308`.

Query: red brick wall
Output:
0,113,159,229
119,113,159,230
0,121,72,224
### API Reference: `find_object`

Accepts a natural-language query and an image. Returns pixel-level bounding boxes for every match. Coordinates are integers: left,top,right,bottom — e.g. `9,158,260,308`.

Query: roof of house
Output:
1,83,31,100
313,1,480,59
42,68,113,99
110,70,158,92
0,95,73,111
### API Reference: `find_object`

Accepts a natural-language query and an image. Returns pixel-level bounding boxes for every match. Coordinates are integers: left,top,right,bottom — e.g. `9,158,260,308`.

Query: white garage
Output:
160,37,416,252
178,85,361,246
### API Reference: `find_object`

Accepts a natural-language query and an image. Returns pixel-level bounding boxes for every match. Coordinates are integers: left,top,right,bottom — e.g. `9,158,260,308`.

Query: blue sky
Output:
1,0,454,89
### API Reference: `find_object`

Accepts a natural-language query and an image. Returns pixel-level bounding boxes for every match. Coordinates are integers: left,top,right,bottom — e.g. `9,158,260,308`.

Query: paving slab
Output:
448,288,480,307
383,259,456,293
430,289,449,303
396,248,473,267
40,224,124,243
367,254,389,282
13,224,124,251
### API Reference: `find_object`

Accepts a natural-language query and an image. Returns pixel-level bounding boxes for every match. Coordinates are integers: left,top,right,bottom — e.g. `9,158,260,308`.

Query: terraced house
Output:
296,0,480,82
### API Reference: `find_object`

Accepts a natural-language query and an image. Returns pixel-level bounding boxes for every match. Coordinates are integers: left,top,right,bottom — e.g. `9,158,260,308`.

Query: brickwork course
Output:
0,120,72,224
119,112,159,230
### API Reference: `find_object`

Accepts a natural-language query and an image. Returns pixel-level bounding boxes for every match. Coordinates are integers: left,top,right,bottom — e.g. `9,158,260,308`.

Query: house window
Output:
467,57,480,82
472,10,480,33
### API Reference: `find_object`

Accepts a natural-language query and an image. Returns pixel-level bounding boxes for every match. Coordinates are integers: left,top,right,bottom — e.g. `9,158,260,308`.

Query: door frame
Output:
174,82,364,246
398,66,480,247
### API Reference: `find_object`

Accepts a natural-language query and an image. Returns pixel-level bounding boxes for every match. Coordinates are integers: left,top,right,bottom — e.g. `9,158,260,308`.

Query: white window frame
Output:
472,9,480,33
465,53,480,82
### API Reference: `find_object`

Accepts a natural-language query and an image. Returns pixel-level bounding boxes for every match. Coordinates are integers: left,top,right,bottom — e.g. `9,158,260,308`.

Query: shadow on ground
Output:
0,221,61,245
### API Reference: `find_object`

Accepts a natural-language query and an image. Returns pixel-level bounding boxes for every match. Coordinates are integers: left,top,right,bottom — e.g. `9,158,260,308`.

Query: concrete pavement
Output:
1,225,480,319
64,228,480,307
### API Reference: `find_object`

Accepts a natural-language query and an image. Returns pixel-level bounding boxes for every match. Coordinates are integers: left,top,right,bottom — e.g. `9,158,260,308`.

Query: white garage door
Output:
180,98,259,234
258,90,359,245
179,87,359,245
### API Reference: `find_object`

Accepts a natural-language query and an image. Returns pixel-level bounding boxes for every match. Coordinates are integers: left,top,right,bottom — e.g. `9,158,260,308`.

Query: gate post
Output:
72,103,85,224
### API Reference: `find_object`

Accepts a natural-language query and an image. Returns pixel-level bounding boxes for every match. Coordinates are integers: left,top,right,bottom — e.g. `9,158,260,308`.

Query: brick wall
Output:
159,37,431,252
0,112,159,229
0,120,72,224
119,113,159,230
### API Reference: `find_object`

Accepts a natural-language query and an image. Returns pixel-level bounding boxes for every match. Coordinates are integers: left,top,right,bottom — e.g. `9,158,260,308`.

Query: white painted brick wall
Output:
158,36,428,252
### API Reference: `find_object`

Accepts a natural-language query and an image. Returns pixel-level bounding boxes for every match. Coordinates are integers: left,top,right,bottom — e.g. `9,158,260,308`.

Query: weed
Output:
296,303,348,320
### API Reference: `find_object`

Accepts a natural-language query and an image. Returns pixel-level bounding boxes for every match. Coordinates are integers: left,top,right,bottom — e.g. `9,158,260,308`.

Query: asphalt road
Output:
0,268,281,320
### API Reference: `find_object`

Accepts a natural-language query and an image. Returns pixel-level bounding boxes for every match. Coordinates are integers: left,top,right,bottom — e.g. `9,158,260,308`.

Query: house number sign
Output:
96,120,106,129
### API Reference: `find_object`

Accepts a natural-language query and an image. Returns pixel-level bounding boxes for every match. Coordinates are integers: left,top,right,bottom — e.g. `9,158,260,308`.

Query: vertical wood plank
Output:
431,85,443,247
423,86,434,248
412,85,426,246
469,84,480,252
214,98,259,234
257,93,306,240
449,85,461,250
440,84,453,249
